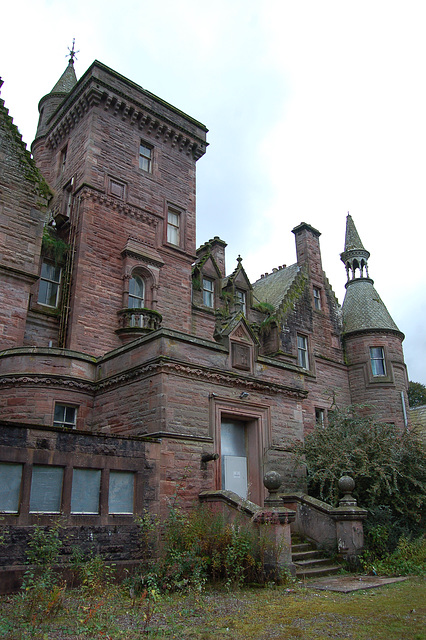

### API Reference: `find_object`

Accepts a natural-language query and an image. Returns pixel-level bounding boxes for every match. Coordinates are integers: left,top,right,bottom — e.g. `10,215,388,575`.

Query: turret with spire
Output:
34,41,78,141
341,214,401,336
340,214,409,430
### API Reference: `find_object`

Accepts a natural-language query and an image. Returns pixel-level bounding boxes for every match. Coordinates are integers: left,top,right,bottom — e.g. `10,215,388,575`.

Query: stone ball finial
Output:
338,475,357,507
263,470,282,494
338,475,355,494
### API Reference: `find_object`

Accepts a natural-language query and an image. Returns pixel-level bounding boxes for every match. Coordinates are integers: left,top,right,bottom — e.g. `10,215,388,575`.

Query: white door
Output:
221,421,248,499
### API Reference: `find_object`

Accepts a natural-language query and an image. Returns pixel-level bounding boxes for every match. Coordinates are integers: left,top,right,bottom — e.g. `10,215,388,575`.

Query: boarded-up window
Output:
0,463,23,513
71,469,101,514
108,471,134,514
29,466,63,513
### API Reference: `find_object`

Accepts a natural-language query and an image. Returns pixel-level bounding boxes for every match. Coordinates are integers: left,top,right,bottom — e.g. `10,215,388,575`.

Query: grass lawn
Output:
0,576,424,639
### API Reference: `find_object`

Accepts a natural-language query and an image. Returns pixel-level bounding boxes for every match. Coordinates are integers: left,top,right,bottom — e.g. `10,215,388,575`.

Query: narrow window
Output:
71,468,101,514
236,289,247,314
370,347,386,376
53,404,77,429
0,463,23,513
108,471,134,514
167,210,180,245
128,275,145,308
315,408,325,427
38,261,61,307
29,465,64,513
60,145,67,173
139,142,152,172
297,335,309,369
202,277,214,307
313,287,321,310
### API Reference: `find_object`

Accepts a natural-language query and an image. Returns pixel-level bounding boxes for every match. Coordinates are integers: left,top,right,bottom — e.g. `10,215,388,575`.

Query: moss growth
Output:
41,227,69,265
0,102,52,203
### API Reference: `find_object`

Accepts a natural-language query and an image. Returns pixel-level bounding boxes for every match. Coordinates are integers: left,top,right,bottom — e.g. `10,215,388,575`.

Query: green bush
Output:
362,535,426,576
132,504,274,594
291,405,426,558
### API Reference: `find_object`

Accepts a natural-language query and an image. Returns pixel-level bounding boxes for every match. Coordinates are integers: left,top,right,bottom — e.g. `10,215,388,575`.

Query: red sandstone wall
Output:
344,331,409,429
0,101,48,350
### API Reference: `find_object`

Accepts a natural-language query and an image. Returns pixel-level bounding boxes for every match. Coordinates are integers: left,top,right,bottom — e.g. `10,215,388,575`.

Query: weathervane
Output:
67,39,79,63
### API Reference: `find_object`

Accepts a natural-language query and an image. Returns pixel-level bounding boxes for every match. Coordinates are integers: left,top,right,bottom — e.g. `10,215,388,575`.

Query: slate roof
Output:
343,214,366,252
342,279,401,334
252,263,300,310
50,60,77,95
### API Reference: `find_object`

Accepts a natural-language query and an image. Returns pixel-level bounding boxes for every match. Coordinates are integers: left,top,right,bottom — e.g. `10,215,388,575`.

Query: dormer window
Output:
236,289,246,314
202,277,214,307
297,334,309,369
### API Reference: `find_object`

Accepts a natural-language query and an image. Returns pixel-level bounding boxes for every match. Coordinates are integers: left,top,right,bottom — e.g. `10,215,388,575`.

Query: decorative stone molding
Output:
0,375,94,393
78,187,158,227
46,77,206,160
96,358,308,397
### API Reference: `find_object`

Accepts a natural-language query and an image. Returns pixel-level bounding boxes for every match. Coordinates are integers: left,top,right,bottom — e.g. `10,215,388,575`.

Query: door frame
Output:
210,396,271,506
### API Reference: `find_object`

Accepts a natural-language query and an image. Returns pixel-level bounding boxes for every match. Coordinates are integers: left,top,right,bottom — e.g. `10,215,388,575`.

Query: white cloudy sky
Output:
1,0,425,384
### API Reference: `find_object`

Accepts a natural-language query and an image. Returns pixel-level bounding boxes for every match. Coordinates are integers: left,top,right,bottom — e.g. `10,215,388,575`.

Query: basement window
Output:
108,471,134,514
0,463,23,513
29,465,63,513
71,469,101,514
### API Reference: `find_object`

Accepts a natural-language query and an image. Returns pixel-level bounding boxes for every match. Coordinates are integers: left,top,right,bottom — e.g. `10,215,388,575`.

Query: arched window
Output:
128,275,145,308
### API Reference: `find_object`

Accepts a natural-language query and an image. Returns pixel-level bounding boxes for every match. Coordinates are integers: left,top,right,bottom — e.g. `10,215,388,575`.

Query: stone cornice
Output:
77,185,159,227
0,374,95,393
96,357,308,399
44,75,207,160
0,361,306,400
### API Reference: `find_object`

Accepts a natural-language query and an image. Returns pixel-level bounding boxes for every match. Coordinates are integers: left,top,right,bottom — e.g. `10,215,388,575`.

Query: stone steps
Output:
292,536,341,579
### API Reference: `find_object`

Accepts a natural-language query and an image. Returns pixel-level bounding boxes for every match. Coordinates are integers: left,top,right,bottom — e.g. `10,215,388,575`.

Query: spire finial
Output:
67,39,79,65
237,255,242,264
340,214,370,283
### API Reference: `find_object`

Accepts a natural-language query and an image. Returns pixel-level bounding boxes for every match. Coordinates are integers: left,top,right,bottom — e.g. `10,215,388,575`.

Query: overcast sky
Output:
1,0,425,384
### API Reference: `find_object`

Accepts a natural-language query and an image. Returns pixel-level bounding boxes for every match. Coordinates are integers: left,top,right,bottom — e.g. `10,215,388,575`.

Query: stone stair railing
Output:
280,477,368,562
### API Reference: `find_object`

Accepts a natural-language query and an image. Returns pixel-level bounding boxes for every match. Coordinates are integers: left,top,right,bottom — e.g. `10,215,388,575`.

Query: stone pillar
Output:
334,476,367,561
254,470,296,577
252,509,296,578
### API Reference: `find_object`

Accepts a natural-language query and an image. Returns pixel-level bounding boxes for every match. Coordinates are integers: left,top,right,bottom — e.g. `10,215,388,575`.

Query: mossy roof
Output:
252,263,300,310
342,279,400,334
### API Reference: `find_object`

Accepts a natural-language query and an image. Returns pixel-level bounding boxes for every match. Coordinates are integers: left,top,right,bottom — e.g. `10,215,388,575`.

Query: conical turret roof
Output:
341,214,402,336
342,279,401,335
50,59,77,95
343,213,366,252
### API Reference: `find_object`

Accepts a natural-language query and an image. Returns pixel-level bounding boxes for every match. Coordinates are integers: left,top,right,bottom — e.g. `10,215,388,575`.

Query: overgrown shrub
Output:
21,522,66,627
291,405,426,556
361,534,426,576
132,504,278,594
